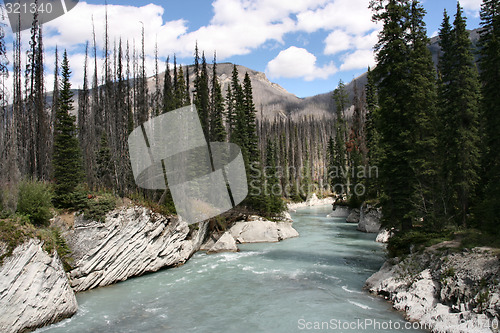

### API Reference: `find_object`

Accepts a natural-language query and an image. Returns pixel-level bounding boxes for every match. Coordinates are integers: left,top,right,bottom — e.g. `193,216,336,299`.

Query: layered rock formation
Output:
357,204,382,233
65,206,208,292
0,239,78,333
229,216,299,244
366,247,500,333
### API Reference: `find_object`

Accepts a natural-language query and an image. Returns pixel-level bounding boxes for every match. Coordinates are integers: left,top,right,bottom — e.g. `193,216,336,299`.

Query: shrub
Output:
17,180,54,227
387,228,454,258
82,191,116,222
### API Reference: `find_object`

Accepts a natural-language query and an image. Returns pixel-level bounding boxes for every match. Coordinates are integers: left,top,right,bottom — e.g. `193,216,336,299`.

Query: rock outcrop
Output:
287,194,334,211
327,206,350,218
346,209,360,223
357,204,382,233
366,248,500,333
207,232,238,254
375,229,393,243
65,206,208,292
0,239,78,333
229,216,299,244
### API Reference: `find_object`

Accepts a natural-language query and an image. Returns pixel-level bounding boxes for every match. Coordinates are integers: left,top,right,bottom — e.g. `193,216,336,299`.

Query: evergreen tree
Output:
209,54,226,142
163,57,175,113
477,0,500,233
52,51,83,207
364,67,381,199
225,84,235,139
332,80,348,196
265,139,285,213
370,0,438,231
406,0,439,229
242,72,265,210
229,65,246,150
197,53,210,139
438,4,481,227
175,66,189,108
243,73,259,161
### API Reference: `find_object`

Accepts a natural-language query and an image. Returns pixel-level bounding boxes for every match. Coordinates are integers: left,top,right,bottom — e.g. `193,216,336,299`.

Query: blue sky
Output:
1,0,483,98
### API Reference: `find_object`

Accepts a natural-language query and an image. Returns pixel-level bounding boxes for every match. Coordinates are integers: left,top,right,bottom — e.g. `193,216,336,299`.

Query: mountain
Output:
63,28,482,123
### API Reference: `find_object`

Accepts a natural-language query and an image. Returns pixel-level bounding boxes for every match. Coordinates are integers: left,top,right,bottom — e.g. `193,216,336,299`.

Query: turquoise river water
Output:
38,205,426,333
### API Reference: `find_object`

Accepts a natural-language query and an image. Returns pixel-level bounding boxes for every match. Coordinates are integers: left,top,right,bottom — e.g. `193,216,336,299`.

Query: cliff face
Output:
0,239,78,333
65,206,209,292
366,247,500,333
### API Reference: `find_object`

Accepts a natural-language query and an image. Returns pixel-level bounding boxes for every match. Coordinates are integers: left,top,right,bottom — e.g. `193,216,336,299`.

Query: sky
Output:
1,0,483,98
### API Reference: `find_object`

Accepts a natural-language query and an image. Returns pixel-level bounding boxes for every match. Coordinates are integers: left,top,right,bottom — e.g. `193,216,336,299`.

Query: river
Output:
38,205,425,332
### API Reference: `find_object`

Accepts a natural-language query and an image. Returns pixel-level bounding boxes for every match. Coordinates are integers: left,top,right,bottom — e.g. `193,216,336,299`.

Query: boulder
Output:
327,206,350,218
65,206,208,292
287,195,334,211
376,229,393,243
207,232,239,254
0,239,78,333
346,209,360,223
200,232,222,251
229,219,299,244
357,204,382,233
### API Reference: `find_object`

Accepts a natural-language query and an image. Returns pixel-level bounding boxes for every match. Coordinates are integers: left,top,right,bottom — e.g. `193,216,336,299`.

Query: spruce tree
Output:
163,57,175,113
365,67,381,199
209,54,226,142
225,85,235,139
406,0,439,229
52,51,83,207
478,0,500,233
195,52,210,139
229,65,246,151
438,5,481,227
332,80,348,196
243,72,265,210
265,139,285,213
370,0,438,231
176,66,189,107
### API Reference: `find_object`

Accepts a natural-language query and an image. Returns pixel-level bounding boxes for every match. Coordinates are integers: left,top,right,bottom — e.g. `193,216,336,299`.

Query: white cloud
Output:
266,46,337,81
43,2,187,57
339,49,375,71
324,30,352,55
180,0,330,58
460,0,482,15
296,0,377,34
3,0,383,90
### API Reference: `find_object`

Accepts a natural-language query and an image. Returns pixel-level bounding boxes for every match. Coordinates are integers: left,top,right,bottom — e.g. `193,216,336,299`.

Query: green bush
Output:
82,191,116,222
387,228,454,258
17,180,54,227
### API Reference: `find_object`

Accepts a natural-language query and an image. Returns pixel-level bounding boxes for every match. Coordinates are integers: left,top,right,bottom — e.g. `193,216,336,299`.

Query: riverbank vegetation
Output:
333,0,500,256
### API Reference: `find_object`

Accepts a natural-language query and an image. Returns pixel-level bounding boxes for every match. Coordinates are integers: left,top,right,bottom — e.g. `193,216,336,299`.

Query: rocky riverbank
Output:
64,206,209,292
0,239,78,333
0,205,301,332
200,214,299,253
287,193,334,211
365,246,500,333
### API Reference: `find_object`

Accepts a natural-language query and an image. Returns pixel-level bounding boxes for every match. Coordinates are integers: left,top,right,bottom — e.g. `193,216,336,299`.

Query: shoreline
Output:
365,246,500,333
287,193,334,211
